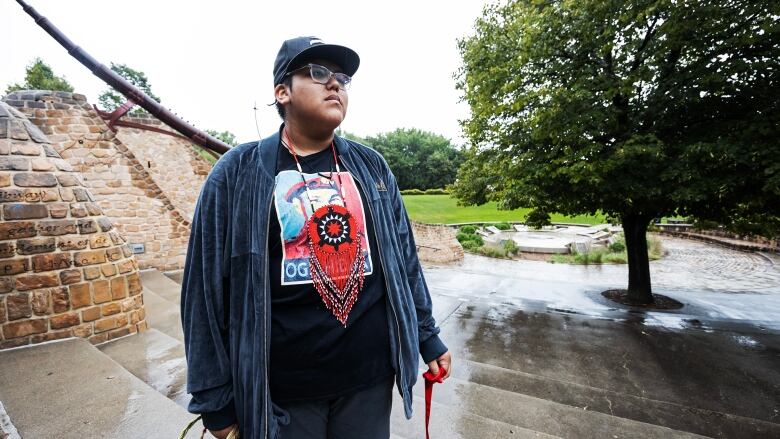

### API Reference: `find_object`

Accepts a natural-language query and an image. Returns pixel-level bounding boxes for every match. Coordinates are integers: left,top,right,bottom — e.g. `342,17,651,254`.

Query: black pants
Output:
276,376,394,439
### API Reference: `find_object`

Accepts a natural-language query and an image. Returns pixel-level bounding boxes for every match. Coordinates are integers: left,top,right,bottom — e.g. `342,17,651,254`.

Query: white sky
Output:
3,0,492,146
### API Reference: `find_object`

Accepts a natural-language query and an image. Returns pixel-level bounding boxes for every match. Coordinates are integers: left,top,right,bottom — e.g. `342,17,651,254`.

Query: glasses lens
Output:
309,65,331,83
334,73,351,89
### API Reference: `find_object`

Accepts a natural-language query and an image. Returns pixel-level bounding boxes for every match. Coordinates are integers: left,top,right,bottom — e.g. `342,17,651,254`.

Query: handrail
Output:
15,0,231,155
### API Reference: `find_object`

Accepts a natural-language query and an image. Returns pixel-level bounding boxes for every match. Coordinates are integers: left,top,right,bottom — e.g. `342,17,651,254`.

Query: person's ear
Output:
275,82,291,107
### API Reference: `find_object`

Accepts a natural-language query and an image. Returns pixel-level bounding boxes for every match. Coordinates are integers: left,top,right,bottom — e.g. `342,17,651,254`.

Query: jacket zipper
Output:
263,192,273,438
344,166,406,407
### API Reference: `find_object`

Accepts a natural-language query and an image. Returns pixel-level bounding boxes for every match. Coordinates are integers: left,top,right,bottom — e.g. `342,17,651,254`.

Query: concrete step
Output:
142,287,184,342
451,358,780,439
98,328,190,409
410,373,707,439
140,268,183,304
391,392,560,439
0,338,203,438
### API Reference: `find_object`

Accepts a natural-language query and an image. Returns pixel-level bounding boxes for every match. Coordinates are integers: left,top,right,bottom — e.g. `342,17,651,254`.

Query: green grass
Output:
402,195,606,225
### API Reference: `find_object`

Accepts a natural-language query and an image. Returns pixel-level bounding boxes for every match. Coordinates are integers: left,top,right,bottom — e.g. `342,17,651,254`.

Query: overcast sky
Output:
3,0,493,146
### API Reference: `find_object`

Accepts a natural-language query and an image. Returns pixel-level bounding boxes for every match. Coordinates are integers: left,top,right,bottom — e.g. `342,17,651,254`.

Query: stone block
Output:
73,249,106,267
126,272,142,296
57,236,90,252
120,298,135,312
108,326,132,340
9,120,30,141
82,265,101,280
0,298,6,323
0,338,31,349
17,237,56,255
42,144,60,158
16,272,60,291
58,187,74,201
101,302,120,316
69,283,91,308
7,292,32,320
0,157,30,171
2,318,47,339
0,242,15,258
31,289,50,315
3,204,49,220
38,219,78,236
90,234,111,249
82,306,101,322
0,141,8,155
0,258,30,276
56,174,80,187
51,287,69,313
48,203,69,218
89,332,109,344
50,312,80,329
0,277,13,294
100,263,116,277
93,280,110,303
31,158,54,171
77,219,98,234
106,247,123,262
31,254,70,274
0,173,10,186
13,172,57,187
72,323,92,338
117,259,134,274
85,203,102,216
73,188,90,202
59,269,82,285
94,316,118,333
70,203,88,218
111,277,127,300
97,217,114,232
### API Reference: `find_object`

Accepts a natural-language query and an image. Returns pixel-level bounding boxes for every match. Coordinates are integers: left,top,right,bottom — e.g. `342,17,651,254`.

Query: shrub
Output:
477,247,506,258
608,240,626,252
423,188,449,195
459,225,477,234
461,240,482,251
400,188,425,195
495,222,512,230
503,239,519,255
456,232,483,247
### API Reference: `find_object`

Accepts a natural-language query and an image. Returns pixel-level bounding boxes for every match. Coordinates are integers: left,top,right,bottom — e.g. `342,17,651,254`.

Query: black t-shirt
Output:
268,142,393,402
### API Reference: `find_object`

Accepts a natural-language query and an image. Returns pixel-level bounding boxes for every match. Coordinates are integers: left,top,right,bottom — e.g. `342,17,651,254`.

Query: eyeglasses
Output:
286,63,352,90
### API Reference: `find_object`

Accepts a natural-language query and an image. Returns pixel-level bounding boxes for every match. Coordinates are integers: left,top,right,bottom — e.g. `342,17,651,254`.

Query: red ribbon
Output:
422,367,447,439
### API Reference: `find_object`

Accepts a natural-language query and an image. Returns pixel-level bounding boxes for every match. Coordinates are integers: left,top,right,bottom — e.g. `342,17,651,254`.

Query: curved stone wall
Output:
2,91,209,270
0,101,146,349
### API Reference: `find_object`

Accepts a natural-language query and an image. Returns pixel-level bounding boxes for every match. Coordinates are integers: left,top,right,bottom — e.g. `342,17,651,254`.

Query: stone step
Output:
139,268,183,304
0,338,203,438
450,358,780,439
409,373,707,439
142,287,184,342
98,328,190,409
391,392,560,439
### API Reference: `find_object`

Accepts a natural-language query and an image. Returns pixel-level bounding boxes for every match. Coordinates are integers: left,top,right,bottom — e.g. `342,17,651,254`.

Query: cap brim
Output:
287,44,360,77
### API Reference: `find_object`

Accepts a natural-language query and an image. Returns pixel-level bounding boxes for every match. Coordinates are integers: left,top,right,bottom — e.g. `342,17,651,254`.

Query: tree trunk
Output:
622,214,653,304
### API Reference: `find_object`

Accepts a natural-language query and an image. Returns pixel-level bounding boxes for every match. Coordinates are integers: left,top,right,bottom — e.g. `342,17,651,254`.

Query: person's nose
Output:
325,74,341,91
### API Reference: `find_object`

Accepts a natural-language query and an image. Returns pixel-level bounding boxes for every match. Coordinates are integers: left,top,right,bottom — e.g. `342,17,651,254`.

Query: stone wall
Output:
2,91,210,270
115,114,211,221
411,222,464,264
0,101,146,349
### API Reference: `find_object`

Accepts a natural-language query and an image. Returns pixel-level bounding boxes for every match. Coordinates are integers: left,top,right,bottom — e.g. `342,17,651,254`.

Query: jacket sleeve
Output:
385,166,448,364
181,168,237,428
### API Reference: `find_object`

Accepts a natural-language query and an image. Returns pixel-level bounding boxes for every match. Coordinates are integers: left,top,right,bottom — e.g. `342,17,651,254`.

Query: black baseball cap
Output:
273,36,360,86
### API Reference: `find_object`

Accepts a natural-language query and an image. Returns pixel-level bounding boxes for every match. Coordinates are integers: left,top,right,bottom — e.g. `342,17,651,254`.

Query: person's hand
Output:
426,351,452,381
208,424,237,439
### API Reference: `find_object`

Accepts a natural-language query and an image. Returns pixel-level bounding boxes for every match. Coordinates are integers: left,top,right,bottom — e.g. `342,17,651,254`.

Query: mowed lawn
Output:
402,195,607,225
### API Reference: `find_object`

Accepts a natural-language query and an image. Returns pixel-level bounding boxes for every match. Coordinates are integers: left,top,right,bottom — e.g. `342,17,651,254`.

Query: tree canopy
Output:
348,128,464,190
5,58,74,94
98,63,160,115
453,0,779,302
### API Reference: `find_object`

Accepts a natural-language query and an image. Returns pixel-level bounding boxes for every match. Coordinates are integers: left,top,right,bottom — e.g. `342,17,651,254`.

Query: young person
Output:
182,36,451,439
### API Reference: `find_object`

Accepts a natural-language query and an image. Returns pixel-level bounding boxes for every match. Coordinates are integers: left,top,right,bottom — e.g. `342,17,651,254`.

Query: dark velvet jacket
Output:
181,131,448,438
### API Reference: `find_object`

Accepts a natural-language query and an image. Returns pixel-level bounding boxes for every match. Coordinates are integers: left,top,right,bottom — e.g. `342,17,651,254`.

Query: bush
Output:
459,225,477,234
461,240,482,251
456,232,483,247
503,239,519,255
477,246,507,258
400,188,425,195
423,188,449,195
608,240,626,252
495,222,512,230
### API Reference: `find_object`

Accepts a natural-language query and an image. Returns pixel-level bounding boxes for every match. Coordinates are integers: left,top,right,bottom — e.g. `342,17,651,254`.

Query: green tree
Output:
453,0,779,304
206,130,238,147
353,128,463,190
5,58,74,94
98,63,160,115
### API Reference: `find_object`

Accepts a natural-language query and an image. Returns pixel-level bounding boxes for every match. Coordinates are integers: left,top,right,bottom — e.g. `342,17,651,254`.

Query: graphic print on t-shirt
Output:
274,170,373,285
